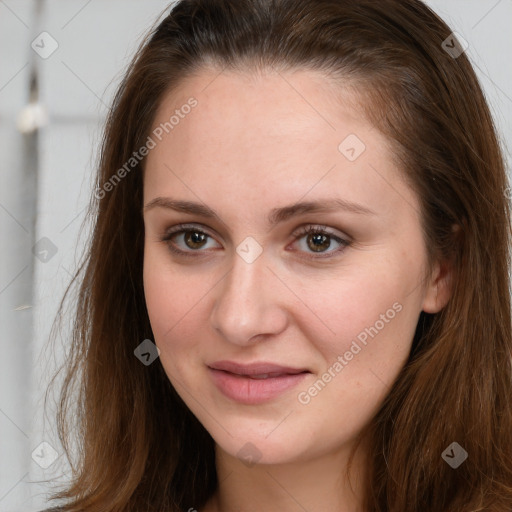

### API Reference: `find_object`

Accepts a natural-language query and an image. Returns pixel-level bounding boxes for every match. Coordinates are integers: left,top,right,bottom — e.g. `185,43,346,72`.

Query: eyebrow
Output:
143,196,376,228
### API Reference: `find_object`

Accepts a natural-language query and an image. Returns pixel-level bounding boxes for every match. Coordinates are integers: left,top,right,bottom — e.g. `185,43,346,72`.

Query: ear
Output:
421,256,454,313
421,231,458,315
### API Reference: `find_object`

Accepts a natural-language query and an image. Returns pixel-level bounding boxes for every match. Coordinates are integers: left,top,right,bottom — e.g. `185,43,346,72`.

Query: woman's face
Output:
142,68,449,465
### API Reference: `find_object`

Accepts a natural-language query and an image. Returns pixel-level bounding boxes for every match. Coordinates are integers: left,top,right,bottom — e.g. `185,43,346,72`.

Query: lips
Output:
208,360,309,377
207,360,311,404
243,372,290,379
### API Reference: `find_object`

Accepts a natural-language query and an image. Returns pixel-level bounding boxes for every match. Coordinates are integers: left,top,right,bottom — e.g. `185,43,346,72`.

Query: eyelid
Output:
162,222,349,241
292,223,349,240
164,223,220,243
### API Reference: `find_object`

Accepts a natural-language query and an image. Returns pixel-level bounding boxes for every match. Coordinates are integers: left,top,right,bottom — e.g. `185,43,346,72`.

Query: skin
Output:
142,67,453,512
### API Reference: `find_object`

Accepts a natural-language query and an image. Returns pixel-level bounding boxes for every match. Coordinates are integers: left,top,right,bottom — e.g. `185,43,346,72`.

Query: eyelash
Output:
160,223,351,260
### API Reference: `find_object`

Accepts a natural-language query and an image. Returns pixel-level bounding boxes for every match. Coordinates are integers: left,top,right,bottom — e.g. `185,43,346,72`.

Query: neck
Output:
203,440,367,512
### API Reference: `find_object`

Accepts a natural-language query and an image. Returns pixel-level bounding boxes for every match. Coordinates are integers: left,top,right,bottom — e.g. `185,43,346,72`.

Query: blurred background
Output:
0,1,511,510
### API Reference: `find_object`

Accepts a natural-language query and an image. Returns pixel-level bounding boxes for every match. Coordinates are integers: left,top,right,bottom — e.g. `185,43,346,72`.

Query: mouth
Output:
207,361,311,404
208,360,310,376
229,371,302,379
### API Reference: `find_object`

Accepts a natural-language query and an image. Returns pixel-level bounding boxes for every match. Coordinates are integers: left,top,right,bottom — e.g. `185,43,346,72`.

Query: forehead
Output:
143,67,419,226
151,66,363,147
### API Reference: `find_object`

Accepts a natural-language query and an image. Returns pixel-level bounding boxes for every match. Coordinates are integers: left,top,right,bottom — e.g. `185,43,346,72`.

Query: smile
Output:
208,366,311,404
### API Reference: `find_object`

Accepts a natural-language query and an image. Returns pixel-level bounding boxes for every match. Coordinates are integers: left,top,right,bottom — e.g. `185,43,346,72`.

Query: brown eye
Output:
306,232,331,252
181,230,208,250
291,225,350,259
161,224,220,257
161,223,350,260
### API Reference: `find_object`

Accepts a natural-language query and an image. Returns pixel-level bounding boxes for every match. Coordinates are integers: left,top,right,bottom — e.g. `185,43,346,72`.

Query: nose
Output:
209,247,288,346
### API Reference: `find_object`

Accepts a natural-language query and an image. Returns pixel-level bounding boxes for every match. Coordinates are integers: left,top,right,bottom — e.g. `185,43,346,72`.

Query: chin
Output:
205,420,315,466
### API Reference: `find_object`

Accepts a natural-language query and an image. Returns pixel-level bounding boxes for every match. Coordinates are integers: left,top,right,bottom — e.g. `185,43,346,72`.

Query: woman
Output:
42,0,512,510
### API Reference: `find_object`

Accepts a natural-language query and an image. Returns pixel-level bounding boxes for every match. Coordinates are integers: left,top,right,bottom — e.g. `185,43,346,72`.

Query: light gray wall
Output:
0,1,511,511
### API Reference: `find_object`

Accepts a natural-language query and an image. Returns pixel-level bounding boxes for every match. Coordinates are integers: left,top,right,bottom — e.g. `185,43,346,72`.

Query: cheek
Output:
143,250,214,374
298,255,422,385
144,242,193,328
291,275,419,451
143,254,171,339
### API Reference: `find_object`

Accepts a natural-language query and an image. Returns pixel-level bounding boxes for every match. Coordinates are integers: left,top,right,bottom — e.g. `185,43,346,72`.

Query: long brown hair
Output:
45,0,512,510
